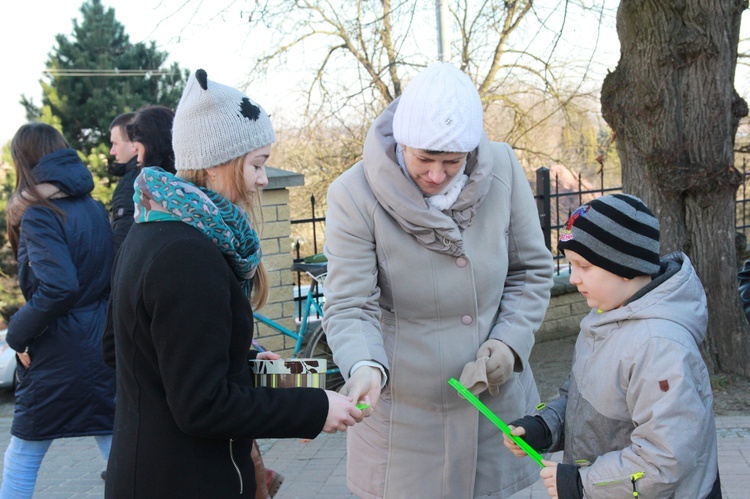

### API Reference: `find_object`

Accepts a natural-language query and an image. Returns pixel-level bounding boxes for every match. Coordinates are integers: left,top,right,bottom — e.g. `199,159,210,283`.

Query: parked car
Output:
0,329,17,389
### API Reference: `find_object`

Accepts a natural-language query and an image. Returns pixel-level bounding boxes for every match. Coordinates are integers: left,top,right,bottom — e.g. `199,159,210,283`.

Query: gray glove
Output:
477,339,515,388
459,339,516,395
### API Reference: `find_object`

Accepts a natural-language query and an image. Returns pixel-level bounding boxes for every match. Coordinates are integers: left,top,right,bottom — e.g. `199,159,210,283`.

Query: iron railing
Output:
291,158,750,289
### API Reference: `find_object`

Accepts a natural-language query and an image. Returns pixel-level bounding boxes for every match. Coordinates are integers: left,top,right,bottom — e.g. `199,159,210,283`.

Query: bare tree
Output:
601,0,750,376
244,0,615,161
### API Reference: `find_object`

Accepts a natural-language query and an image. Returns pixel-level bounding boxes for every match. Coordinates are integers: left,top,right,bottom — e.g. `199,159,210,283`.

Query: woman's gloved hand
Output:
478,339,515,387
459,339,515,395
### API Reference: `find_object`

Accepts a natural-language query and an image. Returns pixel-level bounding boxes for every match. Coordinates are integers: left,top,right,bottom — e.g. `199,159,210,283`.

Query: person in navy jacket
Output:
3,122,116,497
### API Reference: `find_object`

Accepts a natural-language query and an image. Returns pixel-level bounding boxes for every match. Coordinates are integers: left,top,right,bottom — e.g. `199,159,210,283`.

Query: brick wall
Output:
254,167,304,357
536,274,589,343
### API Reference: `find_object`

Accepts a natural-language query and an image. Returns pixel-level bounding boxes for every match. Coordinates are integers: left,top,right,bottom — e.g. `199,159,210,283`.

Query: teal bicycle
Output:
252,256,343,391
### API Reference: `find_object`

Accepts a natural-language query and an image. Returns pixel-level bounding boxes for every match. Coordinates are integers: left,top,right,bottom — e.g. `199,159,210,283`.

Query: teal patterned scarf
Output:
133,167,261,296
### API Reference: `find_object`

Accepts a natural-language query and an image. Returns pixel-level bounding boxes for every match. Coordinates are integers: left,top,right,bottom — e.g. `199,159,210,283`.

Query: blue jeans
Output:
0,434,111,499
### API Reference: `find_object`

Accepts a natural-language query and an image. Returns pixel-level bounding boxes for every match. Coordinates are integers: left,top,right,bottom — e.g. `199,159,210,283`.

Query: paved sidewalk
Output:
0,415,747,497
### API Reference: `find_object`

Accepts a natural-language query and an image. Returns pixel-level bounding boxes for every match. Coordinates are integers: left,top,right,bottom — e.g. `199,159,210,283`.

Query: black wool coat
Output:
108,156,139,255
103,221,328,498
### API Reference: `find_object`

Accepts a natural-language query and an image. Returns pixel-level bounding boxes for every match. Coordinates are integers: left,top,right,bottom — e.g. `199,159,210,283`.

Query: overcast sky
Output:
1,1,748,148
0,0,289,145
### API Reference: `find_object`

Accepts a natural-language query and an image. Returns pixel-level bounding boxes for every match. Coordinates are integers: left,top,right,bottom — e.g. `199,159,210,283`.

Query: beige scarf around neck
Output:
7,183,68,228
362,102,492,257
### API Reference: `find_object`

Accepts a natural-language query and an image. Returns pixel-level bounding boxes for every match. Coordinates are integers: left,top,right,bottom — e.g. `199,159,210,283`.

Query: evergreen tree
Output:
21,0,188,156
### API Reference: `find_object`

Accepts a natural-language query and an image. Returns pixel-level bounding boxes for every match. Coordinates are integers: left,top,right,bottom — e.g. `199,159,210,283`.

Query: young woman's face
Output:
402,146,467,196
208,145,271,204
565,249,633,312
134,141,147,166
242,144,271,194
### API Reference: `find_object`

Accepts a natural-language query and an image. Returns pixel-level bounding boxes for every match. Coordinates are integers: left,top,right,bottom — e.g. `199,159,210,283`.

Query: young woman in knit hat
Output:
504,194,721,498
2,123,116,498
102,69,363,498
321,62,554,498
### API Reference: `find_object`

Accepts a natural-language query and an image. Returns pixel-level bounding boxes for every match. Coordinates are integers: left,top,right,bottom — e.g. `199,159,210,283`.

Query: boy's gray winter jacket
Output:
539,252,718,498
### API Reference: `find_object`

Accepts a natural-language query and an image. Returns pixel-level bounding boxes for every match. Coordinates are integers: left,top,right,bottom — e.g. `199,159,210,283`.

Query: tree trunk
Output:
601,0,750,375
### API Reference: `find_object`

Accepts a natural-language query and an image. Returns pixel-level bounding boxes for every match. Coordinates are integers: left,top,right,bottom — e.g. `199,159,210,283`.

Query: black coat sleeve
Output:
110,170,137,255
142,235,329,439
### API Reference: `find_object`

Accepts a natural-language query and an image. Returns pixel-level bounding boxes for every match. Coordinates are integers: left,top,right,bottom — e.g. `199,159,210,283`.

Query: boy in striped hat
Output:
503,193,721,499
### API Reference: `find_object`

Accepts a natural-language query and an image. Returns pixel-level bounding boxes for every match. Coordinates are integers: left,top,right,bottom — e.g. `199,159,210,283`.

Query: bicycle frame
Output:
252,282,324,357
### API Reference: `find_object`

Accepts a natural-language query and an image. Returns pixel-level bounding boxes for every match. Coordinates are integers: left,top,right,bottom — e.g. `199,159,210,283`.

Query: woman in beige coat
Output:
322,62,554,498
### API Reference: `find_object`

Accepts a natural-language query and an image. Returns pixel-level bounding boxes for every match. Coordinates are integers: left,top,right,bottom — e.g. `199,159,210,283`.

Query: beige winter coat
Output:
323,100,554,498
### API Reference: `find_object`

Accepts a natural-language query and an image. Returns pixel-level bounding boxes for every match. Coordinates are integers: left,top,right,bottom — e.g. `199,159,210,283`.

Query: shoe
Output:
265,469,285,498
101,470,106,481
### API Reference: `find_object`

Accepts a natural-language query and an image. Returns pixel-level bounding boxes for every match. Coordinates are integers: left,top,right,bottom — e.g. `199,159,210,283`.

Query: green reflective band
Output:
631,471,645,497
535,403,546,411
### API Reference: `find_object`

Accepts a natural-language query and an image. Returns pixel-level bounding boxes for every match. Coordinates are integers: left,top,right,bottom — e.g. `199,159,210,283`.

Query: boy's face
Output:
564,249,633,312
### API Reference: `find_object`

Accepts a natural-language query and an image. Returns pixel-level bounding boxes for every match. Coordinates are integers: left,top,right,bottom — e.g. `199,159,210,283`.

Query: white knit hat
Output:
172,69,275,170
392,62,483,153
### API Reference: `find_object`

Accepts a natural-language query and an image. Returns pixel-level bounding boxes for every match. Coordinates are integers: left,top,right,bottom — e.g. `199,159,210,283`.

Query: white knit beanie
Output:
172,69,275,171
392,62,483,153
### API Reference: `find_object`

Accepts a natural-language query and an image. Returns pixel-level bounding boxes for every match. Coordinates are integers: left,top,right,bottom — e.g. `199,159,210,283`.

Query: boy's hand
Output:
502,425,528,457
540,460,559,498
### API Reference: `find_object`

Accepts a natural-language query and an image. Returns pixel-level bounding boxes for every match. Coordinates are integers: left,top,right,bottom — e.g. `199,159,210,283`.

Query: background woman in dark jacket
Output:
103,69,362,498
2,123,116,498
125,104,176,173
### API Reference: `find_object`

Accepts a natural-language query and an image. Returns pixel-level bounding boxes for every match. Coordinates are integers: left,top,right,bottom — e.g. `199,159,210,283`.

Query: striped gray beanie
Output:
172,69,275,171
558,194,660,278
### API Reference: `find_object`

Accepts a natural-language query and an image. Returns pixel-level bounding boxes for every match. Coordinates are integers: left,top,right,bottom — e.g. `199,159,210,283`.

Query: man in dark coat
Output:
108,112,138,255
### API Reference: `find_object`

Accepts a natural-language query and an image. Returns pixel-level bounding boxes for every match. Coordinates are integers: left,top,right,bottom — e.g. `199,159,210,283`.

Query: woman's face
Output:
242,144,271,194
134,141,146,166
402,146,467,196
208,145,271,204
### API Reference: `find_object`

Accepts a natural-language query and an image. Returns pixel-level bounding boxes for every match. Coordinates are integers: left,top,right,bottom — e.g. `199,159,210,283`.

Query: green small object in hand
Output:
448,378,545,468
356,402,370,410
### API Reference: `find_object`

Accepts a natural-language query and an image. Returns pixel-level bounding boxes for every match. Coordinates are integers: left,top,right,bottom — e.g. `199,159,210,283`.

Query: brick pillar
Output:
254,167,304,357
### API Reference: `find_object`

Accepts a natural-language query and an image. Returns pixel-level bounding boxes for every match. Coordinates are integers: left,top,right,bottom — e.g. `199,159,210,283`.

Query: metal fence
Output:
290,195,326,318
536,159,750,273
291,159,750,286
534,166,621,272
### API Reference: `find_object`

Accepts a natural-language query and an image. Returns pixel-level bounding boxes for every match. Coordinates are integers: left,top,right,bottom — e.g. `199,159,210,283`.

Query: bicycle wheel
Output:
303,325,344,392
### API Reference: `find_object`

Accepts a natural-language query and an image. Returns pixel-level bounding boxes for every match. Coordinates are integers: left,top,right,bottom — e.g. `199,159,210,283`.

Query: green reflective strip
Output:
535,403,546,411
593,480,621,486
631,471,645,497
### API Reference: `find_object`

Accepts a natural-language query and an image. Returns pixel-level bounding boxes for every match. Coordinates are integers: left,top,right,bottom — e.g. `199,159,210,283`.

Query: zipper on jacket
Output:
631,471,645,497
229,439,244,494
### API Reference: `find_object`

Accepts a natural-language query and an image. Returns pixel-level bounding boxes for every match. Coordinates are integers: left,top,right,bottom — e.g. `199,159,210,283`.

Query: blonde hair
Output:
176,155,269,310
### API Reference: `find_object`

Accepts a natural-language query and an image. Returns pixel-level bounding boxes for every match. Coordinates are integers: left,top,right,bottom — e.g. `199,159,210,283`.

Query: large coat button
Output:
456,257,467,268
461,315,473,325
